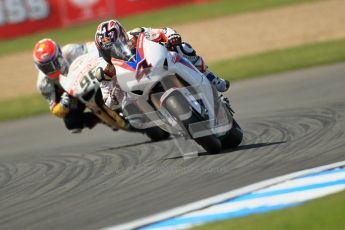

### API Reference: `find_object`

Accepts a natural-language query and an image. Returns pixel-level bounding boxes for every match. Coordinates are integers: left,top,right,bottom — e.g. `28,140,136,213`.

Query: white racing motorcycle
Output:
59,50,170,141
111,33,243,154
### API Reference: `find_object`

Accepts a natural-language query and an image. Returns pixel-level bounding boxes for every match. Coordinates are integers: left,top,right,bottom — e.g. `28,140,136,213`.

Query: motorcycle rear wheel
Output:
145,127,170,142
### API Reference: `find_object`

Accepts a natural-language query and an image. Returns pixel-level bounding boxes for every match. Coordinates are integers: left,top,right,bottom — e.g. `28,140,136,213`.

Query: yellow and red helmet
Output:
33,38,64,79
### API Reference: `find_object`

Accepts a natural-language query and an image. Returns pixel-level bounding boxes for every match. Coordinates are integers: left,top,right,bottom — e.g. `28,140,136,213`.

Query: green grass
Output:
0,94,49,121
192,191,345,230
1,37,345,122
210,38,345,81
0,0,319,56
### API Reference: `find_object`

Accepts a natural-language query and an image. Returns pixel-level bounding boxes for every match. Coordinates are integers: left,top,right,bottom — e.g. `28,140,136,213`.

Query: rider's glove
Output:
128,27,144,39
95,64,115,82
52,92,70,118
164,27,182,49
95,67,111,82
60,92,70,108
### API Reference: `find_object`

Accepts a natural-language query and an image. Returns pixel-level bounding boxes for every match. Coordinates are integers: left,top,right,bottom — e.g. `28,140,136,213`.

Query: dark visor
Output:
37,56,62,75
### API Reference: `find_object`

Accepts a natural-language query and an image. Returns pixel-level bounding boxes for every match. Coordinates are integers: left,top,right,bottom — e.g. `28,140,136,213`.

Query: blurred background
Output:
0,0,344,119
0,0,202,99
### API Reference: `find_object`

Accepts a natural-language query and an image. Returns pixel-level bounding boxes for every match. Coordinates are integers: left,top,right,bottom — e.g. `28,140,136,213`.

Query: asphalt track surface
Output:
1,63,345,230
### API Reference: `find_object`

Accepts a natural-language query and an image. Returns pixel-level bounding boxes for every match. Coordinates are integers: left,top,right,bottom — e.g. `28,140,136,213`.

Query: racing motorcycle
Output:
111,33,243,154
59,51,170,141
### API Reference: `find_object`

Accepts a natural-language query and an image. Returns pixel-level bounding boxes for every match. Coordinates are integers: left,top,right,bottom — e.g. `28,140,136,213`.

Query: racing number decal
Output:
135,58,152,82
80,71,96,89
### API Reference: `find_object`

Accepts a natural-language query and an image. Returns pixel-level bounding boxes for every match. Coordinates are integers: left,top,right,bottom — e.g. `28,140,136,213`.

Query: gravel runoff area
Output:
0,0,345,99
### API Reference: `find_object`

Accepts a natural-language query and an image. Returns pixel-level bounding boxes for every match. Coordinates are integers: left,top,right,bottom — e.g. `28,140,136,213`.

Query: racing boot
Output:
205,71,230,92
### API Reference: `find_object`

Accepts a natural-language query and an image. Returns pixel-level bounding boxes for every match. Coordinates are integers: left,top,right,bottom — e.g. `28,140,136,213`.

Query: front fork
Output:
86,89,129,130
219,94,235,116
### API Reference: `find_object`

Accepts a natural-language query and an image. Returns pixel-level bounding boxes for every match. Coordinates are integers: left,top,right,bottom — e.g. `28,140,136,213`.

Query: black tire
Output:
163,91,222,154
145,127,170,142
194,133,222,154
221,119,243,149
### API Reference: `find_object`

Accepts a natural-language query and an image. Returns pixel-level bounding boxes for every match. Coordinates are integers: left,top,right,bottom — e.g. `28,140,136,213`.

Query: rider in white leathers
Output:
94,20,230,110
34,38,100,133
127,27,230,92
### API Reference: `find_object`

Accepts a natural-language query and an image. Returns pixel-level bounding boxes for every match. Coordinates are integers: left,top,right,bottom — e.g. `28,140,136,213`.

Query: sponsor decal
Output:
60,0,113,25
0,0,195,39
0,0,49,25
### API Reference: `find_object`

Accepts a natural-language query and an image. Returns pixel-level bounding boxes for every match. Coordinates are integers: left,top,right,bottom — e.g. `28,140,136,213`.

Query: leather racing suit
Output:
36,42,100,132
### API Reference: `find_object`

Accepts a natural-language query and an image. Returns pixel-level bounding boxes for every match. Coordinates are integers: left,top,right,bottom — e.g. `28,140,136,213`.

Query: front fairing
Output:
60,52,104,102
115,33,233,135
114,33,172,94
185,81,233,138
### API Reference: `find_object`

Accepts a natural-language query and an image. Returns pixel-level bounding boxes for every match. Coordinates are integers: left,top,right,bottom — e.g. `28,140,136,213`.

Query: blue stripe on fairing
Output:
227,179,345,203
139,203,301,229
126,61,137,69
296,168,345,179
124,48,142,69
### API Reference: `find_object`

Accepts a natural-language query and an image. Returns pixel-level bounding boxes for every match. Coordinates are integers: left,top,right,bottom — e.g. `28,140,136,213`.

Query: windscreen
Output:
110,40,135,62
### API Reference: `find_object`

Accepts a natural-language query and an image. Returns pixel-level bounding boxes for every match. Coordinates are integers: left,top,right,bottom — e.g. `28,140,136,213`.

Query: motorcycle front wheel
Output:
220,119,243,149
163,90,222,154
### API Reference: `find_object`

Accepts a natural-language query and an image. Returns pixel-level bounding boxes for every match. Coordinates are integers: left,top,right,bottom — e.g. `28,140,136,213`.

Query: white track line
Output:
181,184,345,218
256,170,345,193
102,160,345,230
